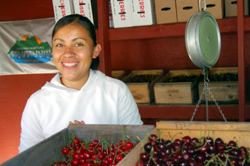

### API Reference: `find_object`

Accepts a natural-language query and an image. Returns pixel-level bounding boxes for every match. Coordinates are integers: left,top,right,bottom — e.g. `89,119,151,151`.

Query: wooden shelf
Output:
107,17,241,41
138,104,250,120
106,17,250,41
97,0,248,122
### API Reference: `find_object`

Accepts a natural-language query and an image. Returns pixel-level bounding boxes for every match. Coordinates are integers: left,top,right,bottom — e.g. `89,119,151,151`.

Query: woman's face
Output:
52,23,101,89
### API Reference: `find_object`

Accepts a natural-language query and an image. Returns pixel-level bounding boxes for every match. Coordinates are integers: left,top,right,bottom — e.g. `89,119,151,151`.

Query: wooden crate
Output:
154,69,202,104
118,121,250,165
122,70,164,104
199,67,238,104
1,124,155,166
112,70,126,80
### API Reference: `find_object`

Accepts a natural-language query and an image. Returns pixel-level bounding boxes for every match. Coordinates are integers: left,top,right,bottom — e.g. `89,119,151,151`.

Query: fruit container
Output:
118,121,250,165
154,69,202,105
198,67,238,104
122,70,164,104
111,70,126,80
1,124,155,166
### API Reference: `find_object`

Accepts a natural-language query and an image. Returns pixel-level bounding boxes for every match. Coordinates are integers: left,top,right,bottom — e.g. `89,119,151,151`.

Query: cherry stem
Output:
136,136,145,153
146,132,157,142
159,129,162,140
170,131,182,141
150,147,157,164
215,155,226,166
122,126,125,145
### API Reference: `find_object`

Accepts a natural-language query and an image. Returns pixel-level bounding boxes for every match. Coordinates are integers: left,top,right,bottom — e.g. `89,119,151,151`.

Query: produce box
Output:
122,70,164,104
112,70,126,80
154,0,178,24
1,124,155,166
118,121,250,165
110,0,133,28
225,0,249,17
198,67,238,104
154,69,202,104
131,0,156,27
176,0,199,22
198,0,224,19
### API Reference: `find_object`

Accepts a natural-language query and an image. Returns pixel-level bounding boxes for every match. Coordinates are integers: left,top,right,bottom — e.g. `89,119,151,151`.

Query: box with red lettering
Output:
131,0,156,26
72,0,94,24
52,0,73,22
110,0,133,28
109,0,114,28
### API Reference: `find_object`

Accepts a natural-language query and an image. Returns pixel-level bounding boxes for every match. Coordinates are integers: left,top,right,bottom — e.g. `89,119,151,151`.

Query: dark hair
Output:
52,14,99,70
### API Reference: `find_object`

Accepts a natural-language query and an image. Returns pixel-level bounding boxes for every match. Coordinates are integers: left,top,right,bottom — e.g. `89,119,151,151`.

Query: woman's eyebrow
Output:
53,38,64,42
72,37,87,42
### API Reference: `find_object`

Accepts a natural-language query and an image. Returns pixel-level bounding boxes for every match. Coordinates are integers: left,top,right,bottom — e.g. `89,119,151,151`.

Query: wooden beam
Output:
237,0,246,121
97,0,112,76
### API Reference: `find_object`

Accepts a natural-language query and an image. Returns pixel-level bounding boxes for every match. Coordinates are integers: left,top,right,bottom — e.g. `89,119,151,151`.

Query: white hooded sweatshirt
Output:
19,69,143,153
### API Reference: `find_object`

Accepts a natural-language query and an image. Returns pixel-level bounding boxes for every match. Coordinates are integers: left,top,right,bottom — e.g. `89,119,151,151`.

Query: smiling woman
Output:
18,14,143,153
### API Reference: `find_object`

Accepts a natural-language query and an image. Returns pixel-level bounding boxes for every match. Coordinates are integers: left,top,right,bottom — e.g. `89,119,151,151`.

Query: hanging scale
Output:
185,0,227,122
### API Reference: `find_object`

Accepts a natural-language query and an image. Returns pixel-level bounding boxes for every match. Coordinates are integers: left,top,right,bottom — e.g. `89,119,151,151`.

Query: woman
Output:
19,14,143,153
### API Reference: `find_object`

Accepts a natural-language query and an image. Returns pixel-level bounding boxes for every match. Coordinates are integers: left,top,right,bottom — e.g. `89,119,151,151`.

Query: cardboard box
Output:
176,0,199,23
109,0,114,28
118,121,250,165
199,67,238,104
154,0,178,24
1,124,155,166
52,0,74,22
131,0,156,26
154,69,202,104
110,0,133,28
73,0,94,24
123,70,164,104
199,0,224,19
225,0,249,17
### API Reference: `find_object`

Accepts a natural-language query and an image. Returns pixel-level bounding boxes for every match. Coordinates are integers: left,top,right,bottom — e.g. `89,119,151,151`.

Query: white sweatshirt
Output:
19,69,143,153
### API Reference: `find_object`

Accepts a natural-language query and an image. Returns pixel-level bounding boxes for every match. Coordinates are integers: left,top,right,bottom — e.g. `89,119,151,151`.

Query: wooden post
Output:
237,0,246,121
97,0,112,76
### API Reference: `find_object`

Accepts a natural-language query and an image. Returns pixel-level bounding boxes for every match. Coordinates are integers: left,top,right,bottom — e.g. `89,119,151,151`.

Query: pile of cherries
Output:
126,74,159,83
50,133,137,166
136,133,250,166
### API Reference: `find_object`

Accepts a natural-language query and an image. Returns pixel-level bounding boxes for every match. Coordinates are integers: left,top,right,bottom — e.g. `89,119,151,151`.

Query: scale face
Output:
185,11,221,69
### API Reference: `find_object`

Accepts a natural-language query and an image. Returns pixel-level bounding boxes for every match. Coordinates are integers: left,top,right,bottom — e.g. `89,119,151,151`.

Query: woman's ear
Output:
93,44,102,59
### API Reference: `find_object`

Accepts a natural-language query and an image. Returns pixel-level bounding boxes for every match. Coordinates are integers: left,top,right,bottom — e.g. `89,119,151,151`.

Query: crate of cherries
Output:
122,70,164,104
122,121,250,166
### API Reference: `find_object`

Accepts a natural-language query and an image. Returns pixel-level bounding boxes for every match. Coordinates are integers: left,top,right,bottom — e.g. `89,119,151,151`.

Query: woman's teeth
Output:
63,62,78,67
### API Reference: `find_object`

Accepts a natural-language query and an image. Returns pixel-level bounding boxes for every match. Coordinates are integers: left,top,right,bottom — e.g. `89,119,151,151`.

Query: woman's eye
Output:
56,44,64,47
75,43,84,47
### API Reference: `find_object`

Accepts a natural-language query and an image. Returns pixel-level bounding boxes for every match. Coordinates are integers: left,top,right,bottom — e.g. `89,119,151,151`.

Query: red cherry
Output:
136,160,145,166
79,158,86,164
140,152,150,162
83,152,91,159
73,152,79,159
96,152,104,160
107,156,114,163
61,147,69,155
125,141,134,149
115,154,123,162
74,137,80,144
228,140,237,147
149,134,158,142
71,158,79,166
182,136,191,144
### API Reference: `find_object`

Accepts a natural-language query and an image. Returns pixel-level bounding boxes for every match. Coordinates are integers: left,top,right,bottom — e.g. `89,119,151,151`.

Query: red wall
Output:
0,0,55,164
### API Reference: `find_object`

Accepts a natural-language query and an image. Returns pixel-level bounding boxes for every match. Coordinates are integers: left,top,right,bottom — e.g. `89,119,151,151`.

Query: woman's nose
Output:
64,46,75,57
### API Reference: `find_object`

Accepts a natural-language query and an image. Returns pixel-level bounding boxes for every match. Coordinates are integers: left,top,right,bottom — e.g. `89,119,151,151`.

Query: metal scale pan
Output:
185,0,221,69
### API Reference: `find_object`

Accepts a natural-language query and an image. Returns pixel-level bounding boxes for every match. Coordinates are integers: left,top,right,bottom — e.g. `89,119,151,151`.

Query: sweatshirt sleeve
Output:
117,82,143,125
19,96,45,153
